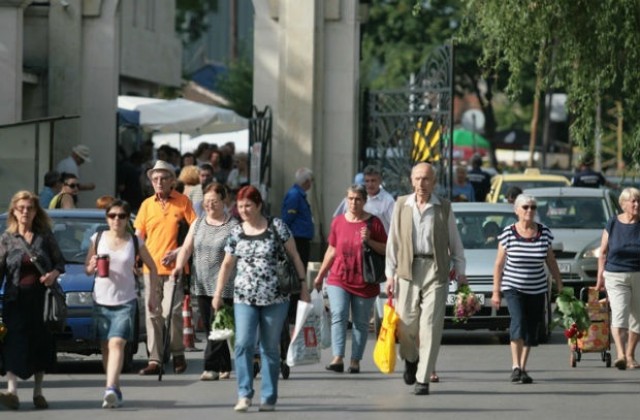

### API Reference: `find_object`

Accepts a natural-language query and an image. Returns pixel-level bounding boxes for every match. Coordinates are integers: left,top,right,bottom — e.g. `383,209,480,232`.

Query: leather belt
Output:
414,254,433,259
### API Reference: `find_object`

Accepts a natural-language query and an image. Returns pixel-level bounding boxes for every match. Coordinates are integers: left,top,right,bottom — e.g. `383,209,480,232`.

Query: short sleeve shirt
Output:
134,190,197,275
326,215,387,298
498,223,553,294
224,217,292,306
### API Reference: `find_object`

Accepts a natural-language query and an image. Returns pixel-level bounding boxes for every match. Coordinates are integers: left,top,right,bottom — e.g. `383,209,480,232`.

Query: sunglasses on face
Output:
107,213,128,220
65,183,79,189
522,205,537,211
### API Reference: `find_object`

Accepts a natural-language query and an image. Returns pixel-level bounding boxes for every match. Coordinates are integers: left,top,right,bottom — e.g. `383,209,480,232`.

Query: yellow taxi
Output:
486,168,570,203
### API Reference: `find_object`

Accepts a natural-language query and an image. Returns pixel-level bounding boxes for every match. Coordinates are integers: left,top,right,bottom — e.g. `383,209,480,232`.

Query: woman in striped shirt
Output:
492,194,562,384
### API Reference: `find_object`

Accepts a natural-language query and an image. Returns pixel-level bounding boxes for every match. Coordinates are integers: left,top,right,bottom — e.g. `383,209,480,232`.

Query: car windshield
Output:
534,197,608,229
52,219,108,263
455,212,518,249
498,180,568,202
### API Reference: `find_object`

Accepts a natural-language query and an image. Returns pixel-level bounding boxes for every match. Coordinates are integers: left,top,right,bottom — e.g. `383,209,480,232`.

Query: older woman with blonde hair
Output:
596,187,640,369
0,191,65,410
492,193,562,384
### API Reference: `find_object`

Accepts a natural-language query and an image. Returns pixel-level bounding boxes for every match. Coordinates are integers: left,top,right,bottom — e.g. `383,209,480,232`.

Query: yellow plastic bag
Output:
373,297,399,374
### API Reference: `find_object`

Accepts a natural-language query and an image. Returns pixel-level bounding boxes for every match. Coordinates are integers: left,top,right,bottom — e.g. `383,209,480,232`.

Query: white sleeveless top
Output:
91,232,142,306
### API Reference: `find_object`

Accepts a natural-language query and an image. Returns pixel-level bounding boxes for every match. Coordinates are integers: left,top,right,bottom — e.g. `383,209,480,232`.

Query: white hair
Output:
513,194,537,209
295,167,313,185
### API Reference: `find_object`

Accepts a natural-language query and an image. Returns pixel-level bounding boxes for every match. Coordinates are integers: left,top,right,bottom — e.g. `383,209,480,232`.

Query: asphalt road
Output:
2,329,639,419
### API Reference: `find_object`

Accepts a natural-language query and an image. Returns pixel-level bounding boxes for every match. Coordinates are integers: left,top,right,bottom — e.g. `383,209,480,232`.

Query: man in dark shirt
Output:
467,154,492,202
571,153,618,189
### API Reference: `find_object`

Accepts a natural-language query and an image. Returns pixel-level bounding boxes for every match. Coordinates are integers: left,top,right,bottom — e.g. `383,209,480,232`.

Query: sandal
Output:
429,373,440,383
627,360,640,369
614,357,627,370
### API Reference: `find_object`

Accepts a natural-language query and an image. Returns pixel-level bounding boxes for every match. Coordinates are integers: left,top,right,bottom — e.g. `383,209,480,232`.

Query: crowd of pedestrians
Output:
1,141,639,412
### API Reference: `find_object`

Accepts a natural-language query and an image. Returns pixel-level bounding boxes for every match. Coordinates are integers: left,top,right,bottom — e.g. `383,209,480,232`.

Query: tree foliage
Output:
461,0,640,162
175,0,217,44
217,52,253,119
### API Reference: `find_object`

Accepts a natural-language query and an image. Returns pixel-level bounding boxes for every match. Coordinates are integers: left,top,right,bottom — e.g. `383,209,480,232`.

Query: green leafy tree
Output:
217,51,254,119
362,0,537,167
461,0,640,164
175,0,217,44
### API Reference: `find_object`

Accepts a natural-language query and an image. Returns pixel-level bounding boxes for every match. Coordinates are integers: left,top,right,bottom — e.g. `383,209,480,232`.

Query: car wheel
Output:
537,292,552,344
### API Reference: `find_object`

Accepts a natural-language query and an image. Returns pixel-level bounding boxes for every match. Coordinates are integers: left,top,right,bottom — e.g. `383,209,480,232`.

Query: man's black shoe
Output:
403,360,418,385
414,382,429,395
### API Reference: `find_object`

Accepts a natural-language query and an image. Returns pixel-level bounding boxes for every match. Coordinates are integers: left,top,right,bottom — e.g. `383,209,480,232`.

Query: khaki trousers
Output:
144,274,185,363
395,258,447,384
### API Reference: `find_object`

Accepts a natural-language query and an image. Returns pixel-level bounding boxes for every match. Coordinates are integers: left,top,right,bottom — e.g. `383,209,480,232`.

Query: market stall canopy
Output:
116,96,248,135
451,129,490,160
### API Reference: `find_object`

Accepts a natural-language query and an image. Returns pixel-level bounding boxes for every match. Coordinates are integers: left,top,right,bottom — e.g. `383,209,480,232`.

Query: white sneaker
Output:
233,397,252,412
102,388,122,408
200,370,219,381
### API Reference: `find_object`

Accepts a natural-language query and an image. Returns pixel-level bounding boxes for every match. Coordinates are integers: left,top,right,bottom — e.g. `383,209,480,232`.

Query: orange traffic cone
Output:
182,294,200,352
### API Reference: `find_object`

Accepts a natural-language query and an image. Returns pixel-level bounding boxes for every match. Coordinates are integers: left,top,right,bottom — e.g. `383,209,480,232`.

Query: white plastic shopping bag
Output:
286,295,321,367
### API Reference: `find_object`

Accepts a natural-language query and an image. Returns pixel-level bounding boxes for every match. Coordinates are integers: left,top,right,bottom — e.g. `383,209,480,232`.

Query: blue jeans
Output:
326,285,375,361
234,301,289,405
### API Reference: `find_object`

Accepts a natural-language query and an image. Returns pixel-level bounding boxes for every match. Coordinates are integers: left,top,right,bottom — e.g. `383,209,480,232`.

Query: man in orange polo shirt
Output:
135,160,197,375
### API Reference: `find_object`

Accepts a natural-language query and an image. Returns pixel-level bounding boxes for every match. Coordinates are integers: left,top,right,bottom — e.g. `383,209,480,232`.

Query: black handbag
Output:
43,282,68,332
362,217,386,284
271,218,301,295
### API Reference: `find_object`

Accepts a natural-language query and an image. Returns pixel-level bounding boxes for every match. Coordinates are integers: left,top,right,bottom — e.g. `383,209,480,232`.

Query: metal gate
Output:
364,43,455,197
248,105,273,208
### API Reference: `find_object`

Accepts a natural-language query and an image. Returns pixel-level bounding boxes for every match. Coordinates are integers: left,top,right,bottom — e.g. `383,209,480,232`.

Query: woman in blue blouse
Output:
213,185,310,412
596,187,640,370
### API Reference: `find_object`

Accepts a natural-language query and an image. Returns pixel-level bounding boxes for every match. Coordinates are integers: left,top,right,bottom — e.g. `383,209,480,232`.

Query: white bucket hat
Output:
146,160,176,180
72,145,92,162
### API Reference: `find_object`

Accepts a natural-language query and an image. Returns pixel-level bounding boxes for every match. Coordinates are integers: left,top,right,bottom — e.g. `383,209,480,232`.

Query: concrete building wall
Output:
120,0,182,87
0,1,27,124
252,0,361,253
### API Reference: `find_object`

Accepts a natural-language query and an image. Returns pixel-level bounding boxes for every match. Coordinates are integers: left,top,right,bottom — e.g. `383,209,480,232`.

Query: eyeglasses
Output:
151,176,171,184
522,205,537,211
107,213,128,220
65,183,79,189
15,206,34,213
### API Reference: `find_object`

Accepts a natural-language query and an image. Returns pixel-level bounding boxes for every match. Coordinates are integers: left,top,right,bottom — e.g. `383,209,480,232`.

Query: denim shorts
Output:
93,299,137,342
503,289,545,347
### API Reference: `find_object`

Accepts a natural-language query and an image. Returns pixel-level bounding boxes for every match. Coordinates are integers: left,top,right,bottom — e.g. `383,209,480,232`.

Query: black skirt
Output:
1,284,56,379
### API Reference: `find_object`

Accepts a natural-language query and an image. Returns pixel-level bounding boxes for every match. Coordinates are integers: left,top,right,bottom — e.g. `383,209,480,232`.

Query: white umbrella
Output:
117,95,165,111
136,98,248,135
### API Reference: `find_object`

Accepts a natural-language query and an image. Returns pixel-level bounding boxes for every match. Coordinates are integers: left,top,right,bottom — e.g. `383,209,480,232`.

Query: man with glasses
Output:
48,173,80,209
134,161,197,375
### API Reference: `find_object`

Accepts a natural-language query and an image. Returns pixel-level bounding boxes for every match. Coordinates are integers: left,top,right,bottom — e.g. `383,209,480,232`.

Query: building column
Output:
0,0,29,124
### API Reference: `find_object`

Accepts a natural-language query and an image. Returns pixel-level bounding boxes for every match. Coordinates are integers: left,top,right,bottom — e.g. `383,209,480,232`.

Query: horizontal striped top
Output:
498,223,553,295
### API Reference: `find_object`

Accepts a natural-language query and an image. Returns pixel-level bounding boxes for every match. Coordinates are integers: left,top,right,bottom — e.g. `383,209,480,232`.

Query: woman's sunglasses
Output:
522,205,537,211
107,213,128,220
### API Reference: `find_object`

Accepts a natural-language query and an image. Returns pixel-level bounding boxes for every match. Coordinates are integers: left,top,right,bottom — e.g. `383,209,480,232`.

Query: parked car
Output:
523,187,621,297
487,168,570,203
0,209,145,372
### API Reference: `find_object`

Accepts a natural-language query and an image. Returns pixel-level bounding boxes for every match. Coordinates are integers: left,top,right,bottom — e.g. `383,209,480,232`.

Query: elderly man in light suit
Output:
385,162,467,396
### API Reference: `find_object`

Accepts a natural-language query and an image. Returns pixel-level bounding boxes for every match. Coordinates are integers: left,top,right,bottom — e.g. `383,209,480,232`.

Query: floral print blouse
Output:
225,217,292,306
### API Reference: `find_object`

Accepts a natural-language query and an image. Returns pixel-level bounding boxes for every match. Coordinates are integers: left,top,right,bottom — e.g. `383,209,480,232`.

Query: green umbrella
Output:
453,129,491,149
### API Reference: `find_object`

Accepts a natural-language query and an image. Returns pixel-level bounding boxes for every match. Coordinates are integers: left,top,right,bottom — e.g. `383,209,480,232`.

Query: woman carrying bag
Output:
0,191,65,410
85,200,159,408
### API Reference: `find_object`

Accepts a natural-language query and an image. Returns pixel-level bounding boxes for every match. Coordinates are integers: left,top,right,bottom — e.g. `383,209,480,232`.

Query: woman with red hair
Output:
213,186,310,412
